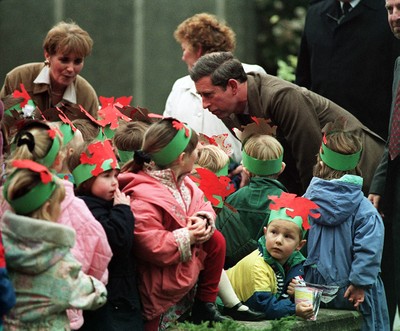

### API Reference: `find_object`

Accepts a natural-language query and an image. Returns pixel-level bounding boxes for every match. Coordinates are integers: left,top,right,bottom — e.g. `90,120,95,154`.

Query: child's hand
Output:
113,188,130,206
344,284,364,308
187,216,212,245
287,279,298,297
295,302,314,319
194,211,216,233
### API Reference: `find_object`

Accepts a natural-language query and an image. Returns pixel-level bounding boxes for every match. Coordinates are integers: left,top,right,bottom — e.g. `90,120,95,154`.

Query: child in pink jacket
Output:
119,118,228,330
1,120,112,329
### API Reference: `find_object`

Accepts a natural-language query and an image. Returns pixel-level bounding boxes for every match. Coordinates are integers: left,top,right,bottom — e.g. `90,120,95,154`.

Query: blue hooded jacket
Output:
304,175,389,330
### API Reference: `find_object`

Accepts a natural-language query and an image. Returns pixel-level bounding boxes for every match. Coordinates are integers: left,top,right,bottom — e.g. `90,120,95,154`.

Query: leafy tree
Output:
255,0,309,79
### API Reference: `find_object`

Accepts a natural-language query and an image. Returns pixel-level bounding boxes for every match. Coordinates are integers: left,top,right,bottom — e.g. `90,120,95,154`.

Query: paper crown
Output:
320,134,362,171
151,120,192,166
242,150,283,176
232,117,277,142
268,192,320,237
38,106,77,146
4,83,36,118
3,159,57,215
72,139,119,187
59,122,76,145
189,167,235,208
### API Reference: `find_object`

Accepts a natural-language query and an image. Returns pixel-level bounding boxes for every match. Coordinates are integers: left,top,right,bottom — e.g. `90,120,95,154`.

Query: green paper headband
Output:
268,208,306,238
3,173,57,215
104,125,115,139
59,123,75,145
320,141,362,171
38,132,61,168
151,125,193,166
242,150,283,176
215,163,229,177
96,129,106,141
72,158,119,187
118,149,134,165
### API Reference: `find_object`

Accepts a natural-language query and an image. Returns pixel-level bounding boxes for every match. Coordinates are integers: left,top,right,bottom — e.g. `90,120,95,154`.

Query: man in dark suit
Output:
296,0,400,140
369,0,400,328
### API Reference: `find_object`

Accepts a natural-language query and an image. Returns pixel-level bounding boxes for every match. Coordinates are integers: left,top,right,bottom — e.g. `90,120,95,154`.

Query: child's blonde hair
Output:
5,168,65,221
314,130,362,179
243,134,283,177
7,121,62,173
196,145,229,173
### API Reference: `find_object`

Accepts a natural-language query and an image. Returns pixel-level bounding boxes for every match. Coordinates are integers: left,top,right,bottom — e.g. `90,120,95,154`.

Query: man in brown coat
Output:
189,51,385,195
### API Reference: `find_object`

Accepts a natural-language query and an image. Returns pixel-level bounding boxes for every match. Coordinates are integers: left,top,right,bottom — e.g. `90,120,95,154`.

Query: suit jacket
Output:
296,0,400,139
370,57,400,208
222,73,385,195
0,62,99,118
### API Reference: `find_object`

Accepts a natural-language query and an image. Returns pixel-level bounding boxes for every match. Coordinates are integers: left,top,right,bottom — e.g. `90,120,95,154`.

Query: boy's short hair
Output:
196,144,229,174
242,134,283,177
113,120,149,151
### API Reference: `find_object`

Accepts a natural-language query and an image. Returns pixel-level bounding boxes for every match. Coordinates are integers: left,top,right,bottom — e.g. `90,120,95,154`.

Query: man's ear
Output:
296,239,307,251
228,79,239,95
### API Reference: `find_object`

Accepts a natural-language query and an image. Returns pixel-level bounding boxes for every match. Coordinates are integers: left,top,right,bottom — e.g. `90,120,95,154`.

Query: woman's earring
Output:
44,59,50,66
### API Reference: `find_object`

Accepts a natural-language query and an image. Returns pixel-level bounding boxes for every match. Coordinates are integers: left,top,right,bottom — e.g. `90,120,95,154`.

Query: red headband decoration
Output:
172,120,190,137
268,192,320,231
11,159,53,184
80,140,118,176
190,167,235,206
13,84,30,108
97,96,132,129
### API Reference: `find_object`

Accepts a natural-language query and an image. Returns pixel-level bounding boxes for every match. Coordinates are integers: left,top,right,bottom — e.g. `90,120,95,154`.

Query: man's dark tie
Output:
389,86,400,160
342,2,352,16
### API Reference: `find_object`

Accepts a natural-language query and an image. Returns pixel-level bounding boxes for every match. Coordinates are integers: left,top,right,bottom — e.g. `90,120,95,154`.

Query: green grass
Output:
170,316,298,331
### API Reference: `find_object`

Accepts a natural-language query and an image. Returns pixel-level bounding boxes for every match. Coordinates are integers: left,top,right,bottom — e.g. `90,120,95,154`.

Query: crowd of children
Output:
0,90,389,331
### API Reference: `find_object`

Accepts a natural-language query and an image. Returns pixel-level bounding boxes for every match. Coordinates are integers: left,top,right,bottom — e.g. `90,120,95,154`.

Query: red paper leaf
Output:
12,159,53,184
55,107,77,132
80,140,118,176
12,83,30,108
268,192,320,230
172,120,190,137
190,168,235,206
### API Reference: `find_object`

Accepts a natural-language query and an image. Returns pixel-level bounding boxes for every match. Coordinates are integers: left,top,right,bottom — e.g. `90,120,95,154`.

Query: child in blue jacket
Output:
303,124,389,330
226,192,317,319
